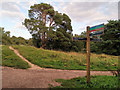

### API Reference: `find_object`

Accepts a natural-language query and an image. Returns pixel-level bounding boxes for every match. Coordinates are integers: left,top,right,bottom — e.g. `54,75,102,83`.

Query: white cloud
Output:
56,2,118,24
0,1,26,29
50,0,119,2
14,22,26,30
19,1,38,10
0,10,25,21
2,2,20,12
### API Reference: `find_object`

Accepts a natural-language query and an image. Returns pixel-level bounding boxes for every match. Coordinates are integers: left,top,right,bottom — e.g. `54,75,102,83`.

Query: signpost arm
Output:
103,23,105,34
87,26,90,84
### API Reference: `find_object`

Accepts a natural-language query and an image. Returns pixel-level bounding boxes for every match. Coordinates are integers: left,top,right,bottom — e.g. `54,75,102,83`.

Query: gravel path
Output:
2,66,114,88
2,46,115,88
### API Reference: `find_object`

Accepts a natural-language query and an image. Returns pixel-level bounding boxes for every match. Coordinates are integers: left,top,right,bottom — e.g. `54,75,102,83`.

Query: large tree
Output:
24,3,73,50
24,3,55,48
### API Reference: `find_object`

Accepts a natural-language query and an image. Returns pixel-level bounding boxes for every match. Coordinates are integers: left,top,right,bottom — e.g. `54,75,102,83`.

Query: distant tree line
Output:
0,26,86,52
1,19,120,55
0,27,33,46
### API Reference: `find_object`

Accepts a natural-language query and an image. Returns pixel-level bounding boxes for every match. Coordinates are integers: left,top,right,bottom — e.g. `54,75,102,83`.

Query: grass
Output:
2,45,30,69
52,76,118,88
12,45,118,71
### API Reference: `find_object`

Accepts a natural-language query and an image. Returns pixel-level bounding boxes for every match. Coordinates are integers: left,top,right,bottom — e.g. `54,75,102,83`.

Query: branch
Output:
49,17,53,27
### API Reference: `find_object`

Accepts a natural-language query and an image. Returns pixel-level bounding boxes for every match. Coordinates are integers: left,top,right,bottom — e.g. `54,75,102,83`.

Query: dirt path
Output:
9,46,42,70
2,46,116,88
2,66,114,88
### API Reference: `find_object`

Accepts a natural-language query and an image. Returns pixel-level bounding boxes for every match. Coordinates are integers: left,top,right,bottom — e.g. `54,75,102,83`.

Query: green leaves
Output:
91,20,120,55
24,3,73,50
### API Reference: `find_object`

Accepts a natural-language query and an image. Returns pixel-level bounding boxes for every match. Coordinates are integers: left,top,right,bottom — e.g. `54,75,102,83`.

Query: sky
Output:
0,0,119,39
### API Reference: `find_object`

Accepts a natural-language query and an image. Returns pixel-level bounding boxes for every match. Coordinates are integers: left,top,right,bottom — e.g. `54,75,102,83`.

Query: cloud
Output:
0,0,39,21
0,10,25,21
55,2,118,35
19,1,38,10
14,22,26,30
51,0,119,2
56,2,118,25
0,1,26,29
1,2,20,12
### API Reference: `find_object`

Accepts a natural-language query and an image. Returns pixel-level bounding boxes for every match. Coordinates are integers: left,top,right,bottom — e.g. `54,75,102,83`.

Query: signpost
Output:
86,23,104,84
73,23,104,84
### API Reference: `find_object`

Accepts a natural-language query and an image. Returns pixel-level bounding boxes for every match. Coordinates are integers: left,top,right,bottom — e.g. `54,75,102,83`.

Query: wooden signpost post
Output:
86,26,90,84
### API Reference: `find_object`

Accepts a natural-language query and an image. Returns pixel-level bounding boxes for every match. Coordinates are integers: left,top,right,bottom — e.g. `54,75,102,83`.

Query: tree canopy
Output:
23,3,73,51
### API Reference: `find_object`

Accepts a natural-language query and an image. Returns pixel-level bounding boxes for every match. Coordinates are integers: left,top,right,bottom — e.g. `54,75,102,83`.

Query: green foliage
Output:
72,41,86,52
24,3,73,50
2,45,30,69
0,27,3,45
0,27,34,46
72,32,86,52
91,20,120,55
13,45,118,70
23,3,54,48
53,76,118,88
11,36,27,45
0,27,12,45
101,20,120,55
27,38,34,46
71,45,79,52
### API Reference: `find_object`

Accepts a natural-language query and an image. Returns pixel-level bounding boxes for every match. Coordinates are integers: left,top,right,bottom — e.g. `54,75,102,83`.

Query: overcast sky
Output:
0,0,119,39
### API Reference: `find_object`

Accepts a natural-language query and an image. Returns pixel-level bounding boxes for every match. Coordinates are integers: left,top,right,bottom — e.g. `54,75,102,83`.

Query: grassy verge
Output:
2,45,30,69
13,45,118,70
52,76,118,88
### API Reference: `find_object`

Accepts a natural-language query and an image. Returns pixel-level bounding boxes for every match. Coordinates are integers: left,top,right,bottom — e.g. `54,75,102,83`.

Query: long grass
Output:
2,45,30,69
13,45,118,70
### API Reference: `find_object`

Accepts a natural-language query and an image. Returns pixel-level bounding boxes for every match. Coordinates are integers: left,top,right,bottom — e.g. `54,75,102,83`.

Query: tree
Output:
0,27,3,45
91,20,120,55
24,3,73,51
23,3,55,48
0,27,12,45
72,32,87,52
27,38,33,46
101,20,120,55
47,13,73,51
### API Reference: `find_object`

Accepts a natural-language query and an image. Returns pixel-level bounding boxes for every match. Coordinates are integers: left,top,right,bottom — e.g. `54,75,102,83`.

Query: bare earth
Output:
2,46,115,88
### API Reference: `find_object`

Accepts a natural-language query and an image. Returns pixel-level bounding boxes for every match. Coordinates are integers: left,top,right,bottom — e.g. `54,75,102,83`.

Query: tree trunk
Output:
42,13,47,48
44,14,46,41
47,18,53,40
49,18,53,27
42,14,44,42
